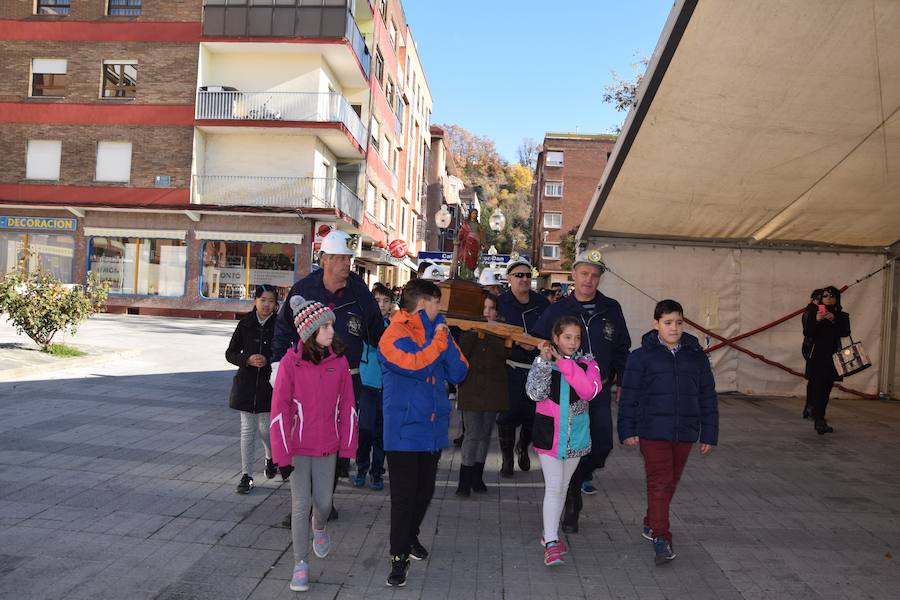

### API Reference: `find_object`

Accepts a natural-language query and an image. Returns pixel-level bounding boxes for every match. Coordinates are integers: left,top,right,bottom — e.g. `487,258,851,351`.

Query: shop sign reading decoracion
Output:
0,216,77,231
388,239,408,259
312,222,335,252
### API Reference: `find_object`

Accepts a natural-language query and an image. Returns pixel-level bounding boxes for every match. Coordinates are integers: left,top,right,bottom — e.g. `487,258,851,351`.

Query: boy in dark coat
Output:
617,299,718,566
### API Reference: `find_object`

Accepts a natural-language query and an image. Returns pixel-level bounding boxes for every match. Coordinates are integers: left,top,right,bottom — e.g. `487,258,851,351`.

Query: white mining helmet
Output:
319,230,355,256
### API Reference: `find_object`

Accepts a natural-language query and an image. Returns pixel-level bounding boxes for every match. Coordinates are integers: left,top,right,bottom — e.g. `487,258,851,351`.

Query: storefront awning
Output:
580,0,900,249
194,231,304,244
83,227,187,240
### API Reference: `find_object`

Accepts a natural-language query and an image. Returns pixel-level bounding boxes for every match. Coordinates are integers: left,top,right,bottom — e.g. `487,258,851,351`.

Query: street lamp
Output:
435,204,452,230
489,207,506,233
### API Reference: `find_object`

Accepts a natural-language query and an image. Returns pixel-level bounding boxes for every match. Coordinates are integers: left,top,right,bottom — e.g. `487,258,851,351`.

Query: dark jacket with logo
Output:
272,269,385,370
226,311,275,413
497,290,549,366
617,331,719,445
532,291,631,397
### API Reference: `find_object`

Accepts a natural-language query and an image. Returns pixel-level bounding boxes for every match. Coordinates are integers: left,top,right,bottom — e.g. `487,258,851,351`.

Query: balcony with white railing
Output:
195,91,368,152
193,175,363,224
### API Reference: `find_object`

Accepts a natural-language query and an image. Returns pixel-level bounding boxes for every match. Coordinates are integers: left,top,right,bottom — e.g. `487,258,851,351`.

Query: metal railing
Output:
192,175,363,223
195,91,367,151
347,13,372,79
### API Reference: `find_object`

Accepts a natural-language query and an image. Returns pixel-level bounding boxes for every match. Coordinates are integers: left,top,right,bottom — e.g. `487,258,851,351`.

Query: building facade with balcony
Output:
353,0,432,289
0,0,376,317
531,133,616,288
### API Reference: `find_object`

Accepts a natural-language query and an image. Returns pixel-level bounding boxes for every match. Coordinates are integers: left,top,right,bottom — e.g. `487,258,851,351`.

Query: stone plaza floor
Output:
0,315,898,599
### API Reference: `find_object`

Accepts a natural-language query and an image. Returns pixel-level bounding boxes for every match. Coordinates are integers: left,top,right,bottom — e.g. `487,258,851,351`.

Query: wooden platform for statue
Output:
437,278,485,319
445,317,545,348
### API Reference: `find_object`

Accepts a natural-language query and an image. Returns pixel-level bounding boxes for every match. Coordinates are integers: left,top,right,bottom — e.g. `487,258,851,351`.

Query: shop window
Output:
36,0,69,15
102,61,137,98
89,237,186,296
31,59,67,97
26,140,62,181
201,241,296,301
107,0,142,16
1,233,75,283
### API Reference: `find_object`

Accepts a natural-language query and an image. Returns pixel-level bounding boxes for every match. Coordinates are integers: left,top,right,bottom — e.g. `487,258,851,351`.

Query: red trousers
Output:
639,440,693,543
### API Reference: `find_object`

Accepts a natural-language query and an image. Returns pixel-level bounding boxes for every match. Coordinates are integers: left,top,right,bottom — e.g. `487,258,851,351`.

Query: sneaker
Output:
386,554,409,587
351,473,367,488
653,537,676,565
540,537,568,555
312,525,331,559
641,525,654,541
290,561,309,592
264,458,277,479
581,480,597,495
369,476,384,491
328,506,338,521
280,513,291,528
543,541,564,567
409,539,428,561
235,474,253,494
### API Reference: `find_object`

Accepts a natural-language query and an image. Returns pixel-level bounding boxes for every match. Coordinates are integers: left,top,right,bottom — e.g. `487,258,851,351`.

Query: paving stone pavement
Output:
1,314,899,599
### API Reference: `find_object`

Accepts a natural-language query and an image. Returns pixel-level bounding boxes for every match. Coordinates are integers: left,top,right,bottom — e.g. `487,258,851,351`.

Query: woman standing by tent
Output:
802,285,851,435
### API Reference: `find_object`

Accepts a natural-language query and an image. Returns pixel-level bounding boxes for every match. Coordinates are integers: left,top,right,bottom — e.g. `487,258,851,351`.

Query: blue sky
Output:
402,1,673,162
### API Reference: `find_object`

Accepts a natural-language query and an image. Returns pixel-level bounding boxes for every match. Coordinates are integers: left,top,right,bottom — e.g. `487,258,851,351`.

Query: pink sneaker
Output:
543,541,564,567
540,537,567,555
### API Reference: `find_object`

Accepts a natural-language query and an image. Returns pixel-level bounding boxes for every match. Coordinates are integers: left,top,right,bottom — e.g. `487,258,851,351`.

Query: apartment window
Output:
374,49,384,83
95,141,132,183
389,22,397,50
546,150,564,167
102,61,137,99
379,0,387,23
380,136,391,165
89,237,187,296
543,212,562,229
370,118,380,150
201,241,295,301
542,245,561,260
31,59,67,97
385,77,395,108
366,182,377,216
107,0,142,15
25,140,62,181
544,181,563,197
36,0,70,15
400,203,408,232
379,195,388,224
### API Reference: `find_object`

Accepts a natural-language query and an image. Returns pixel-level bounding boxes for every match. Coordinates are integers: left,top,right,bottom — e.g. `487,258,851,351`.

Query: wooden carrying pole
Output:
445,317,545,348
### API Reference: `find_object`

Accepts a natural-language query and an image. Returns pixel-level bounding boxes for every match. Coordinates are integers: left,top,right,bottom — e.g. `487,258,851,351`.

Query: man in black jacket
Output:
532,250,631,533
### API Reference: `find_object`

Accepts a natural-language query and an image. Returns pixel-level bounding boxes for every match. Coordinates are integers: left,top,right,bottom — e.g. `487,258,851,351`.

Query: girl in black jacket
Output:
226,285,278,493
802,285,851,435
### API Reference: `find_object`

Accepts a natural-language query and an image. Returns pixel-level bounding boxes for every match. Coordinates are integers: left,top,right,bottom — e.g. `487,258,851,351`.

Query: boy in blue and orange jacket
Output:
379,279,469,587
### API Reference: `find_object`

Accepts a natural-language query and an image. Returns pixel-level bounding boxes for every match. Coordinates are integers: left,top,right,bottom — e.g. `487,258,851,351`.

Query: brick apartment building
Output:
530,133,616,288
0,0,432,316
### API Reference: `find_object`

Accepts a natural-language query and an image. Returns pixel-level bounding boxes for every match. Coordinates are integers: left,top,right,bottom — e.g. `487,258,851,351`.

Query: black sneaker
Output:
264,458,277,479
280,513,291,528
236,474,253,494
409,539,428,561
653,537,676,565
328,505,338,521
386,554,409,587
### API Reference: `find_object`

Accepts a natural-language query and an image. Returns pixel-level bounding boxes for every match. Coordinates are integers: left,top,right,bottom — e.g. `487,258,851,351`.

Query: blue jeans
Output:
356,385,385,479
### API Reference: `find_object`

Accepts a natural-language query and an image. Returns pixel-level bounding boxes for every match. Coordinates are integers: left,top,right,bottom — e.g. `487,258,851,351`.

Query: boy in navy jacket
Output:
618,299,718,566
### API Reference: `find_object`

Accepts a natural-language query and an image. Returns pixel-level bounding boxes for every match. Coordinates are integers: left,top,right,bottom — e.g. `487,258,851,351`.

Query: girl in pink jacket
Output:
526,316,602,567
271,295,358,592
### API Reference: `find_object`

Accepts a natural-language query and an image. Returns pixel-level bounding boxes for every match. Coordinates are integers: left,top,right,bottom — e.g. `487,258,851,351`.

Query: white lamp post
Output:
489,207,506,233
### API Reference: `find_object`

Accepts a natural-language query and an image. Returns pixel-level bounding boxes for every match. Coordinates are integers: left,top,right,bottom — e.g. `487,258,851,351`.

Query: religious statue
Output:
456,208,482,280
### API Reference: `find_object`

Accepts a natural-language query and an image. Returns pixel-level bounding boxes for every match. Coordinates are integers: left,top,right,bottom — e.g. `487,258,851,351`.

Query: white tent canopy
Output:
578,0,900,399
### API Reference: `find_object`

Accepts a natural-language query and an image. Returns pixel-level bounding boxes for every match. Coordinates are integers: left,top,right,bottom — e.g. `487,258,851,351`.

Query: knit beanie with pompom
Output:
290,295,335,343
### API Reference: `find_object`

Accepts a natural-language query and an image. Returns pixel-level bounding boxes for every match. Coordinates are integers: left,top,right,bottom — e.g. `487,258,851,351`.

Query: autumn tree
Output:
603,55,650,131
440,124,534,256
